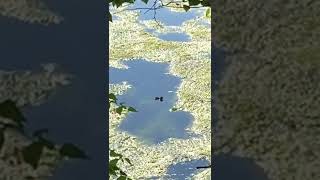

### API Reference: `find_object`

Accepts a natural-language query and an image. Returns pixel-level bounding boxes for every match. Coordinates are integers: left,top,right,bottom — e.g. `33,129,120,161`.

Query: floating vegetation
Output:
0,0,63,25
109,82,132,96
0,64,71,107
214,1,320,179
109,8,211,179
0,65,84,180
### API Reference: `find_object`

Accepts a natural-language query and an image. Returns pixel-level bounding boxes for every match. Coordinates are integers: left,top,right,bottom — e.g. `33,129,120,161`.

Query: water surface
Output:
110,60,194,144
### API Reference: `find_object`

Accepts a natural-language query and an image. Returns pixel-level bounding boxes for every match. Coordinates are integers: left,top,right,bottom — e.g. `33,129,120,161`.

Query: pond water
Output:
165,159,210,179
0,0,107,179
110,60,194,144
132,0,201,26
157,32,190,42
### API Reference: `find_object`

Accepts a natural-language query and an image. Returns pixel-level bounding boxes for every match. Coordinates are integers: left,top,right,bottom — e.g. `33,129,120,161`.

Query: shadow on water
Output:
213,154,269,180
110,60,194,144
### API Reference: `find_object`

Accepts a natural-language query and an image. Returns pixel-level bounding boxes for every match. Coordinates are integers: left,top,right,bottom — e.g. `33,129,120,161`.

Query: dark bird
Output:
196,164,211,169
155,96,164,102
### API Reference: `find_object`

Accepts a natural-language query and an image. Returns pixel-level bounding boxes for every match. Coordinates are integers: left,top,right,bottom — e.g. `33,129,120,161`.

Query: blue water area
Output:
109,60,194,144
132,0,201,26
213,154,269,180
143,28,190,42
158,32,190,42
165,159,210,179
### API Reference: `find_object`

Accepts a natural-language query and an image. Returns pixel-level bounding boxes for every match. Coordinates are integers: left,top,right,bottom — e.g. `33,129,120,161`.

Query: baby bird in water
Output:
155,96,163,102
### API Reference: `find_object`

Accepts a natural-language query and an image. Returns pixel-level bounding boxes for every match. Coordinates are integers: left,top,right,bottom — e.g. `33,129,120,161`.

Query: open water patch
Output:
109,60,194,144
157,32,190,42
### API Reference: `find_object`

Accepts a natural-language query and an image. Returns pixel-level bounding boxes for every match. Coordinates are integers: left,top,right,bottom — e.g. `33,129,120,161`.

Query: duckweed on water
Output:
0,0,63,25
109,9,211,179
214,1,320,180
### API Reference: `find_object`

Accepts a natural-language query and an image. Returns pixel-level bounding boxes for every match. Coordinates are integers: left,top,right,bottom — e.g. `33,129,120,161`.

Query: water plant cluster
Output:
109,7,211,179
214,1,320,180
0,0,62,25
0,65,88,179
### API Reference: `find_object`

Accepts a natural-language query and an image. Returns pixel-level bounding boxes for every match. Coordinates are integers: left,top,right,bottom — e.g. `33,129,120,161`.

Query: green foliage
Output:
109,94,135,179
59,143,88,159
22,142,44,169
0,99,87,169
205,7,211,18
141,0,149,4
109,149,133,180
0,100,26,128
108,0,211,21
183,5,190,12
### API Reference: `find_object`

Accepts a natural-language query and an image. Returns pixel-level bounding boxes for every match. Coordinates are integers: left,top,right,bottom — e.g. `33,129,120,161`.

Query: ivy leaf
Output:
128,107,137,112
141,0,148,4
22,142,44,169
183,5,190,12
0,100,25,128
124,158,132,165
59,143,88,159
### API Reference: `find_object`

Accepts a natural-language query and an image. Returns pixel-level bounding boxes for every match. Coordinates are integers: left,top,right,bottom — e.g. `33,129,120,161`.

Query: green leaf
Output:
115,107,123,115
183,5,190,12
201,0,210,6
117,176,127,180
141,0,148,4
22,142,44,169
188,0,200,6
119,170,127,176
114,0,123,7
109,159,120,173
109,93,117,102
0,100,25,127
205,8,211,18
39,137,55,150
108,12,113,22
110,150,123,158
128,107,137,112
59,143,88,159
124,158,132,165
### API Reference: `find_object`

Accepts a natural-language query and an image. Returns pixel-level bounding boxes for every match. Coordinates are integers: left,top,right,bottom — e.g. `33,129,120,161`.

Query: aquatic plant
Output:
109,8,211,179
0,0,63,25
213,1,320,179
0,65,87,179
